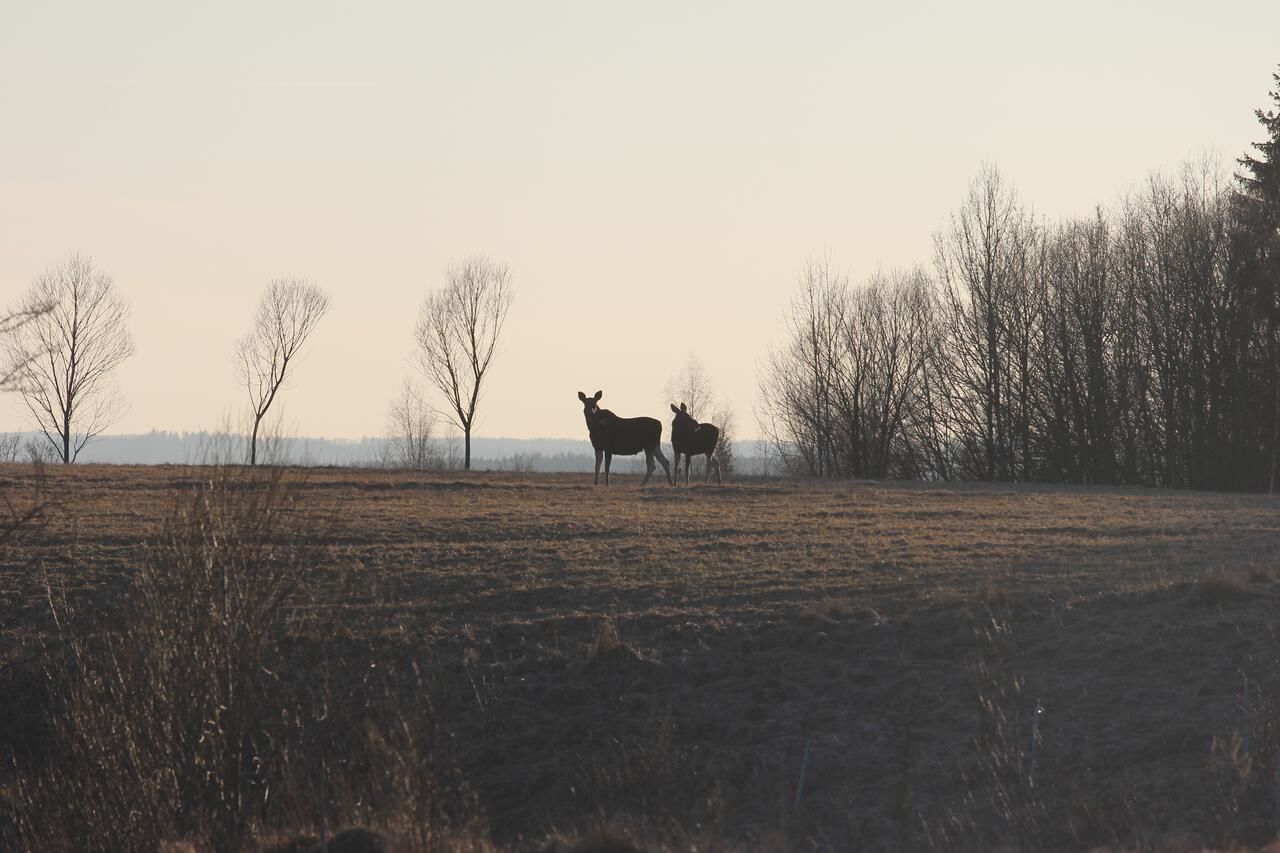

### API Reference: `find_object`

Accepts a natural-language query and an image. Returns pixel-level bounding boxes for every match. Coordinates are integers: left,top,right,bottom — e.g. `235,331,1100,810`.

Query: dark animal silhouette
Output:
670,402,722,485
578,390,672,486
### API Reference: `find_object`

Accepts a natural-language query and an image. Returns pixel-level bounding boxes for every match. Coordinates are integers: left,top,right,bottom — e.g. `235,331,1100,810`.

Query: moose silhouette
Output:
577,390,672,486
670,402,722,485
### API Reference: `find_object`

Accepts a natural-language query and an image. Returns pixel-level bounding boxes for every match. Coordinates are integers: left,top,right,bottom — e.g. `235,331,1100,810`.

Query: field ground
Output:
4,464,1280,849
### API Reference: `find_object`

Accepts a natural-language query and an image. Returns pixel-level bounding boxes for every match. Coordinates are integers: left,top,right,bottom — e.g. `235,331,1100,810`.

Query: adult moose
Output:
577,390,672,486
670,402,722,485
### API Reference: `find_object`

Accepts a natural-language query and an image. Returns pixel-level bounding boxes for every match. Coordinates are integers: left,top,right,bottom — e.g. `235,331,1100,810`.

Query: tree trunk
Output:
250,417,260,467
1271,360,1279,494
464,427,471,471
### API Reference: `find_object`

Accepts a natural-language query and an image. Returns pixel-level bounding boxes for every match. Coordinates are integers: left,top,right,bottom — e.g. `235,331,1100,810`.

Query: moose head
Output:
578,390,603,426
669,401,695,427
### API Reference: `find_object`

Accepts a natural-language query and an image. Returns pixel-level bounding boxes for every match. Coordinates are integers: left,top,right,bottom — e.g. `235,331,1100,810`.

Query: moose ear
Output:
593,390,603,401
680,402,687,412
577,391,587,402
670,403,680,414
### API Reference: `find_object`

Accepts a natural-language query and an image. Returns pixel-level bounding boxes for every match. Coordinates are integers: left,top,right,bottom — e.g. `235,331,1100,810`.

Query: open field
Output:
4,464,1280,850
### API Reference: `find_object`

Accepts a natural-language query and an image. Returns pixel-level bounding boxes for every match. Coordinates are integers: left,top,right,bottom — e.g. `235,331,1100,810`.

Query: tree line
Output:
760,68,1280,491
1,257,513,470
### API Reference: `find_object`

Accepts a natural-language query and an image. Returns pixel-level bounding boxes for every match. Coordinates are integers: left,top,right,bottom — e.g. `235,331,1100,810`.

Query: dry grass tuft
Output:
1247,565,1275,583
589,618,623,659
1190,573,1252,606
540,823,649,853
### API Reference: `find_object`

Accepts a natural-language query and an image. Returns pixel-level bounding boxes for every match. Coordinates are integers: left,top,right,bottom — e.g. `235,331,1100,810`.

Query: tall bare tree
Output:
3,254,133,463
935,164,1036,481
414,256,514,470
235,278,329,466
758,258,848,476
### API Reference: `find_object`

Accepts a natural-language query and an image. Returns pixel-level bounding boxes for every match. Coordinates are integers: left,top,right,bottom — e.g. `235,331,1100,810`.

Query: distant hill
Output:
0,430,770,473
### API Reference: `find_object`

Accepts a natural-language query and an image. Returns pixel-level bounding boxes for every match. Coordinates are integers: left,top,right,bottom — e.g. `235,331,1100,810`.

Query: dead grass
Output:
5,465,1280,849
1192,573,1254,606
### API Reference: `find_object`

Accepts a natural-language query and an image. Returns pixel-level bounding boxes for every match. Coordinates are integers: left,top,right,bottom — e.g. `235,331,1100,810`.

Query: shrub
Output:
14,465,314,850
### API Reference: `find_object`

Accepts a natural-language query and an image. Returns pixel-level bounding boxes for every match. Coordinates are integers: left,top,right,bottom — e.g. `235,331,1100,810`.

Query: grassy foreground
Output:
3,464,1280,850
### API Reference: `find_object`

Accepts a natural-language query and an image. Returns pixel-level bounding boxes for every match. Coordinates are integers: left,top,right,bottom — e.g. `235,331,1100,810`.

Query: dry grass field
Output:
4,463,1280,850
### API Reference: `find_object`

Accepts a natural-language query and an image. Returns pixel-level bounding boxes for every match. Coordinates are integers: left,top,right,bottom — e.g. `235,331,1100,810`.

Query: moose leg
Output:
594,448,603,485
642,449,655,486
704,452,714,483
604,452,613,486
684,455,692,485
653,444,672,485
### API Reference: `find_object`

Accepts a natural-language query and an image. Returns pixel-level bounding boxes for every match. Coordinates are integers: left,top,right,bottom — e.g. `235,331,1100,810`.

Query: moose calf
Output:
670,402,722,485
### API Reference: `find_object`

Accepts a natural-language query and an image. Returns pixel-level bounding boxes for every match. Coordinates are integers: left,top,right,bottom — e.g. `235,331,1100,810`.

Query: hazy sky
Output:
3,2,1279,442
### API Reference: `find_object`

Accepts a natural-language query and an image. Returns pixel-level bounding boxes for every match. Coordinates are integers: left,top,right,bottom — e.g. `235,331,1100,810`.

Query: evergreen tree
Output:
1234,65,1280,490
1237,66,1280,229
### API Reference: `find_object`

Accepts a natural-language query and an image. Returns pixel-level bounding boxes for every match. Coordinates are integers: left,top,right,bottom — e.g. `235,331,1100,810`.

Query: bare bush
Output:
0,431,20,462
380,380,443,471
14,466,314,850
11,465,485,851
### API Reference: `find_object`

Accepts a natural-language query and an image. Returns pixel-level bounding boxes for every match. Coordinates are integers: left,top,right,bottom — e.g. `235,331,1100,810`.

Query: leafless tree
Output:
414,256,514,470
834,268,939,478
934,164,1037,481
759,261,940,481
380,379,442,471
758,258,848,476
3,254,134,463
235,278,330,466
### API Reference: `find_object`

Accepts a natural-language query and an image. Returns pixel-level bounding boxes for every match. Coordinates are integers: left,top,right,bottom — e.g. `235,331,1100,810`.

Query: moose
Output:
578,390,672,486
670,402,722,485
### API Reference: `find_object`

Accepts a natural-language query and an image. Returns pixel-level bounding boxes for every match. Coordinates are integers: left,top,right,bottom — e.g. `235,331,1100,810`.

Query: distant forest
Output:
759,67,1280,492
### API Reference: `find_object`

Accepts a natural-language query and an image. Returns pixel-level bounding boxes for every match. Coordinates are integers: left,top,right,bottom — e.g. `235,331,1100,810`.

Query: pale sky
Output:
2,2,1278,442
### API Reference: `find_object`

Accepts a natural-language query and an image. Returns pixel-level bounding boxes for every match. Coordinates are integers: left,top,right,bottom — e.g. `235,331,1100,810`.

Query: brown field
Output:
4,463,1280,850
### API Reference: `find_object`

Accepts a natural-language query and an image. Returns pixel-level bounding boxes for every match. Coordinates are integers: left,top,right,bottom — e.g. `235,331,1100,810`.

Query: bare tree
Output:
380,379,441,471
934,164,1036,481
665,353,717,422
235,278,330,466
833,269,938,479
3,254,134,463
758,258,848,476
759,261,940,481
414,256,514,470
